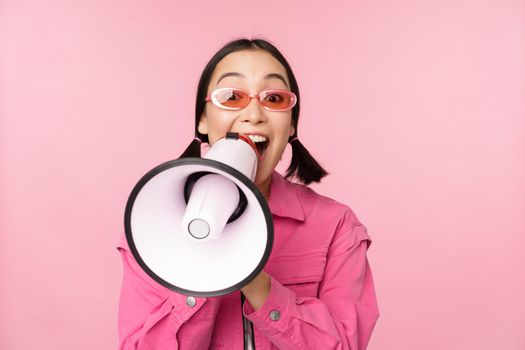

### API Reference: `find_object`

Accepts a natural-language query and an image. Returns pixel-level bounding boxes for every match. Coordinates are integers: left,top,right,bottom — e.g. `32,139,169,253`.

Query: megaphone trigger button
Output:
186,296,197,308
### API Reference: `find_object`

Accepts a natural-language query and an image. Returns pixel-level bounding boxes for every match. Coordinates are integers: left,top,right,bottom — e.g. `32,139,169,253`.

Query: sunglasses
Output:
205,87,297,112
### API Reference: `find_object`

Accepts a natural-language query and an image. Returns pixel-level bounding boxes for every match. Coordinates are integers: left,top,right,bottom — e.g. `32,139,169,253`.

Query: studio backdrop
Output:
1,0,524,349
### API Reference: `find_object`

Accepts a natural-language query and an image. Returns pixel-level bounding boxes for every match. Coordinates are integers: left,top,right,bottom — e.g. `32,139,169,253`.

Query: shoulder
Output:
290,178,362,224
270,170,371,244
283,177,373,250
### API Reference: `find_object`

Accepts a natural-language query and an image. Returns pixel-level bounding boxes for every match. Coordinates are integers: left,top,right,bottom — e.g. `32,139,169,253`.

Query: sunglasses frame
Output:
205,87,297,112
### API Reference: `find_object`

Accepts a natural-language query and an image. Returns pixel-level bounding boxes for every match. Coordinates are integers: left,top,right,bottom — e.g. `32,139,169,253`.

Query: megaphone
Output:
124,132,273,297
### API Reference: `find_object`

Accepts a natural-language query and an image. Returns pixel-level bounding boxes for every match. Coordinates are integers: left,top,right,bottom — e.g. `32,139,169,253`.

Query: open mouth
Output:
246,135,270,157
255,140,269,156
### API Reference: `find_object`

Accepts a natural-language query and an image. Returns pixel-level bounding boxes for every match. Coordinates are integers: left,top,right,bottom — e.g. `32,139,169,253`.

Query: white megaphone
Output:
124,132,273,297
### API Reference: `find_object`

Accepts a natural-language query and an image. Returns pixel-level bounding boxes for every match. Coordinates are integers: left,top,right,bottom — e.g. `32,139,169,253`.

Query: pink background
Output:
1,0,524,349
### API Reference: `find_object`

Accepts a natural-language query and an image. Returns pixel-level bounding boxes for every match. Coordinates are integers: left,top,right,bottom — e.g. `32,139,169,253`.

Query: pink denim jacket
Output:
117,171,380,349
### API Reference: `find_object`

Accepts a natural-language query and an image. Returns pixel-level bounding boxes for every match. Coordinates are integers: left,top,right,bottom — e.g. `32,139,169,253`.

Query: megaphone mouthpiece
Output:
204,133,258,181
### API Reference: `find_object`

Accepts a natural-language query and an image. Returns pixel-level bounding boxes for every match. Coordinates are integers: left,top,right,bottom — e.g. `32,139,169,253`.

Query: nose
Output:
239,97,267,125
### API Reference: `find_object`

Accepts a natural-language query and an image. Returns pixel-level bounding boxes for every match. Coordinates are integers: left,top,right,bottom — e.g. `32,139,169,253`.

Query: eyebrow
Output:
216,72,289,88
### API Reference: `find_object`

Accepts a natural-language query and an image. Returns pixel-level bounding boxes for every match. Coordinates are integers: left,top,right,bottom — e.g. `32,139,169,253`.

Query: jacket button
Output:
269,310,280,321
186,296,196,308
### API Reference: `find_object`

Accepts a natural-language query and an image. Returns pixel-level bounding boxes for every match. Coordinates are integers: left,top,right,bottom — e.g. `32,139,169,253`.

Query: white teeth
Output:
247,135,267,143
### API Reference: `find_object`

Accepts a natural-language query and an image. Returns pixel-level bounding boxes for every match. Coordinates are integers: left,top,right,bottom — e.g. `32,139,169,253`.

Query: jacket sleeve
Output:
243,211,380,350
116,233,220,350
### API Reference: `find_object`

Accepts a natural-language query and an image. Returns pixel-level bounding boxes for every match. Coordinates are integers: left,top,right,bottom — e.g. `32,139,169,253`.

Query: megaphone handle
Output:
241,293,256,349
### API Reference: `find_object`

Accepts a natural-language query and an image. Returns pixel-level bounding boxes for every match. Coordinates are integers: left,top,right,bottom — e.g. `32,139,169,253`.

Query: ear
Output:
198,113,208,135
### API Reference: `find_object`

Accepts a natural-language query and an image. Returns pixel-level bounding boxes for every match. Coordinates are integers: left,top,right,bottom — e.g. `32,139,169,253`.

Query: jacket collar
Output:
268,171,305,222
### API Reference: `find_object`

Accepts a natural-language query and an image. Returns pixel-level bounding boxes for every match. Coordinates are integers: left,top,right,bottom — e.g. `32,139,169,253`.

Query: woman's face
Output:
198,49,296,186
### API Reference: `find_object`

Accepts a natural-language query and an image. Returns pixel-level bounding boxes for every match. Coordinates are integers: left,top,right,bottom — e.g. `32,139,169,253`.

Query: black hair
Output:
180,37,328,185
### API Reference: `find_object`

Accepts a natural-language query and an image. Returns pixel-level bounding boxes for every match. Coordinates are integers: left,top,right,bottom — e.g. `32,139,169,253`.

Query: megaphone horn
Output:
124,132,274,297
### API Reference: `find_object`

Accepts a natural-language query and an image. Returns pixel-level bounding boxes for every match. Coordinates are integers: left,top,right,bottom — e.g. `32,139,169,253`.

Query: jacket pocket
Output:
266,251,327,298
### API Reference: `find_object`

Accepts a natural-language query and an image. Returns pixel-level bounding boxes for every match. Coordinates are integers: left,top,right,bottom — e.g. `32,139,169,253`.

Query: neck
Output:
256,174,272,202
